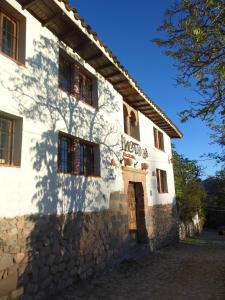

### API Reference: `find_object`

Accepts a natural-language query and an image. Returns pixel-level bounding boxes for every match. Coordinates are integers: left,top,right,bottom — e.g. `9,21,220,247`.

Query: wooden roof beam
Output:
117,87,133,93
86,52,103,62
134,104,152,109
105,71,121,79
142,107,155,111
96,62,113,72
155,122,167,126
144,112,157,117
123,92,139,99
22,0,40,10
42,12,64,27
125,92,139,97
59,27,84,41
114,79,128,86
73,41,90,53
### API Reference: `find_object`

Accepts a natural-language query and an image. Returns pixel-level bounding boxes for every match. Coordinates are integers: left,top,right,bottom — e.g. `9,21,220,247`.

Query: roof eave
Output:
16,0,183,138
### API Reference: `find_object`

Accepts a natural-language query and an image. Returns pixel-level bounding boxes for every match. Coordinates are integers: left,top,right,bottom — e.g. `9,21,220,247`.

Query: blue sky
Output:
70,0,222,178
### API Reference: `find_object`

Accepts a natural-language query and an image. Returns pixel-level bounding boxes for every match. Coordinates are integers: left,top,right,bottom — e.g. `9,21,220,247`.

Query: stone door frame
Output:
122,166,148,209
122,166,149,242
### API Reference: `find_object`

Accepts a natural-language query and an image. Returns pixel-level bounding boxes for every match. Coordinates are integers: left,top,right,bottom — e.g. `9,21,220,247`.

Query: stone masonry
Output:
0,199,177,300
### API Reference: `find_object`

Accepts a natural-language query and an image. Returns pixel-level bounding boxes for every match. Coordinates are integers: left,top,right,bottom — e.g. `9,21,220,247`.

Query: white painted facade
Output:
0,0,176,217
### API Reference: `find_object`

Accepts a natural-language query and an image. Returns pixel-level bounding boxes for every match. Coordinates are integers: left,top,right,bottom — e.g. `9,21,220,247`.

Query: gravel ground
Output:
51,230,225,300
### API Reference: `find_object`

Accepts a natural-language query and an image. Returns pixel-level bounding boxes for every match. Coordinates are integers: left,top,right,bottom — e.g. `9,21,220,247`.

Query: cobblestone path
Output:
52,231,225,300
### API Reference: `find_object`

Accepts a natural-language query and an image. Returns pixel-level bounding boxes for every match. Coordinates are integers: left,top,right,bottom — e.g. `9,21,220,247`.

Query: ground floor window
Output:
0,116,13,164
58,132,100,176
156,169,168,193
0,112,22,166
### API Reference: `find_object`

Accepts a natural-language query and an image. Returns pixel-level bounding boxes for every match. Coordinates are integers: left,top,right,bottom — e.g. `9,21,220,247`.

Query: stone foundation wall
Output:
0,210,130,300
0,201,178,300
146,204,178,249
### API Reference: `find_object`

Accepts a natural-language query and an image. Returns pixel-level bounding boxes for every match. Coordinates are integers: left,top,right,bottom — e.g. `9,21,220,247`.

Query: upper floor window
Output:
153,127,164,151
58,53,73,93
123,103,140,140
58,132,100,177
123,104,129,134
0,3,26,64
0,12,17,59
79,72,93,106
156,169,168,193
58,50,97,107
0,111,23,167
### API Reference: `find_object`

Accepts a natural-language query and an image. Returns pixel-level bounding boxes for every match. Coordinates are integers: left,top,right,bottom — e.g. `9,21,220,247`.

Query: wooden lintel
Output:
96,62,113,71
105,71,121,79
22,0,40,10
42,12,64,27
86,52,103,62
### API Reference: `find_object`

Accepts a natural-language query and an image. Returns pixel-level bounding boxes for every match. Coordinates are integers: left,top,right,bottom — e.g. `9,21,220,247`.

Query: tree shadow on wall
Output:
2,35,126,299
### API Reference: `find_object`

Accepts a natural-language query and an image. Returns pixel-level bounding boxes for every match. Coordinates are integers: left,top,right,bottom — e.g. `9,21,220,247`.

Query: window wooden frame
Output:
153,127,164,151
123,103,140,141
0,112,22,167
123,104,129,134
58,132,100,177
58,52,73,94
0,116,14,165
79,70,93,106
156,169,168,193
0,10,18,60
0,2,26,65
58,50,96,107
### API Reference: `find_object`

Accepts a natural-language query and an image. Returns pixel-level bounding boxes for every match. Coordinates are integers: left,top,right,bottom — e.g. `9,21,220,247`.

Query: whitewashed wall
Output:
0,0,176,217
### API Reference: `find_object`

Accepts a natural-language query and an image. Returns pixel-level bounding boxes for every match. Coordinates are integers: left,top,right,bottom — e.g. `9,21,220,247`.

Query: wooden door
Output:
135,183,148,243
127,183,137,231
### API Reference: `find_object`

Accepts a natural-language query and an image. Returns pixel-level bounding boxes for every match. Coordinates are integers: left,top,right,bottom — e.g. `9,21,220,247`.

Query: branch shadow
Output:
1,36,129,300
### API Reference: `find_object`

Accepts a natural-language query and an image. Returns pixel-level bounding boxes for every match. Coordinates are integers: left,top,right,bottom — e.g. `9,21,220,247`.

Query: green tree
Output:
153,0,225,158
172,146,206,221
203,168,225,227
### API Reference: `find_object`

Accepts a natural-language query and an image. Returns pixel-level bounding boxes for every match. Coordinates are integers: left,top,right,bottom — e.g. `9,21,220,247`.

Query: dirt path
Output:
53,231,225,300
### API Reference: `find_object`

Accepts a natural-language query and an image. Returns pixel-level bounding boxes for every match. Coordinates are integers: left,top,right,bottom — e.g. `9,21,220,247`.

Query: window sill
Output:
59,87,98,110
124,132,140,142
154,146,165,153
57,171,101,178
0,51,26,68
0,164,21,168
79,99,98,111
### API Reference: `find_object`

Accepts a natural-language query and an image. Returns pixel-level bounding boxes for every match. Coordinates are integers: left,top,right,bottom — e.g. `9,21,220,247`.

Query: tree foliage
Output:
172,146,206,221
203,168,225,227
153,0,225,153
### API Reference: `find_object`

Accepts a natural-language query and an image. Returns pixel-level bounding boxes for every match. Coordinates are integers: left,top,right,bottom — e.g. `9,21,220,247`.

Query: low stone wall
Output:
179,218,204,240
0,201,178,300
147,204,179,249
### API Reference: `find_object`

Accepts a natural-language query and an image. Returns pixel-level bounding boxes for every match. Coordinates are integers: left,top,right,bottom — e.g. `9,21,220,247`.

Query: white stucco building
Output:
0,1,182,299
